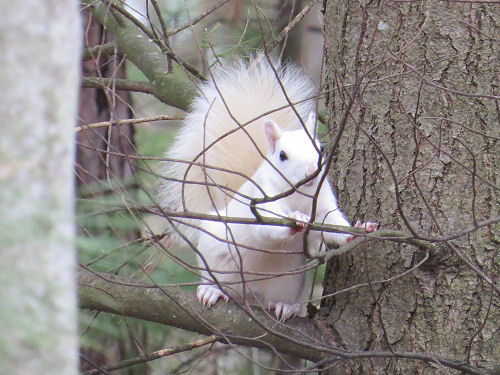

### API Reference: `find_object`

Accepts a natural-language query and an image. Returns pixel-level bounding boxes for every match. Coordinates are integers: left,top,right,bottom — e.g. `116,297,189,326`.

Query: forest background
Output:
1,1,498,374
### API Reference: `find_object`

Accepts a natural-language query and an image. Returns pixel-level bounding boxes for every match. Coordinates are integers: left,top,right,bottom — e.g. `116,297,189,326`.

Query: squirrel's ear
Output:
305,111,317,135
264,119,282,153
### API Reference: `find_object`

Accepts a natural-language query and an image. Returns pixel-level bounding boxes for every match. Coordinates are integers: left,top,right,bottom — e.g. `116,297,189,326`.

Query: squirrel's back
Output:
159,56,316,242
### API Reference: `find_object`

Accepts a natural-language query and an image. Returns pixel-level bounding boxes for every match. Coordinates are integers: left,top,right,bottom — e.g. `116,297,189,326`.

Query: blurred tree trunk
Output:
0,1,81,374
274,0,304,62
77,12,136,189
77,11,139,373
321,0,499,373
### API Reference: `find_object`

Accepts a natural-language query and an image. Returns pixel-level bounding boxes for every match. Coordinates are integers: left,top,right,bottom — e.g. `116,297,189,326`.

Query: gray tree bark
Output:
321,0,499,373
0,1,81,374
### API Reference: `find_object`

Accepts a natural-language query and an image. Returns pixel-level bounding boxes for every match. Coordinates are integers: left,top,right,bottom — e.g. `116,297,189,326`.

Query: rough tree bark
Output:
321,0,499,373
0,1,81,374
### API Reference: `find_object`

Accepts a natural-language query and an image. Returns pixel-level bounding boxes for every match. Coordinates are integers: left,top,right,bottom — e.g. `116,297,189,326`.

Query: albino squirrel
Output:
159,56,376,320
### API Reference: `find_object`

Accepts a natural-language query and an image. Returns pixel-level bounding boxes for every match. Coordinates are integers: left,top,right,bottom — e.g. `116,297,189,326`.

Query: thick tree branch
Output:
78,267,326,361
82,42,116,60
81,0,195,110
78,268,492,375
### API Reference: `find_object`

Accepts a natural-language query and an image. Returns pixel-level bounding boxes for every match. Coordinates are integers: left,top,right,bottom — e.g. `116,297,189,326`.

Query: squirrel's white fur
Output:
159,56,316,242
159,56,376,320
196,114,359,320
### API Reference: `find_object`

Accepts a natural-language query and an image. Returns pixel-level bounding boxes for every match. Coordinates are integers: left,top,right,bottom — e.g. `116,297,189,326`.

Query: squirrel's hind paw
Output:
268,301,300,321
197,285,229,307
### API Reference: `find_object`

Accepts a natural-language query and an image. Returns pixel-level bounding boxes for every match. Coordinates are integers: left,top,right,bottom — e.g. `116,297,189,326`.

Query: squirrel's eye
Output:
279,150,288,161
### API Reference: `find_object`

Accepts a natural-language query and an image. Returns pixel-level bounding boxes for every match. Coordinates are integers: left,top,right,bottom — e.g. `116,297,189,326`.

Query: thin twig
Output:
76,115,184,132
82,336,220,375
167,0,233,36
81,76,155,95
269,0,320,52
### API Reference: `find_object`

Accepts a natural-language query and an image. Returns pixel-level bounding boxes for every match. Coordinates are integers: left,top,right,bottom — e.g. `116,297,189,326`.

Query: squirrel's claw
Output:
197,285,228,307
268,301,299,321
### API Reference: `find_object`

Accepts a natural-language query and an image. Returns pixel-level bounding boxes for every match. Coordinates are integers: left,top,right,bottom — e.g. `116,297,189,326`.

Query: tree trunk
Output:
77,12,135,188
77,11,139,373
321,0,499,373
0,1,81,374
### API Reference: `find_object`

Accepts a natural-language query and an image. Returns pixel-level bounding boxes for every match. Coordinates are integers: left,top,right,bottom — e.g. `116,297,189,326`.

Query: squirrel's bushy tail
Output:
159,55,316,244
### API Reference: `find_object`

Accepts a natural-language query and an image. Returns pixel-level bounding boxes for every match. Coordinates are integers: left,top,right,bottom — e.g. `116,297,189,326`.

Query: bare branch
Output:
81,76,155,95
76,114,183,132
80,0,196,110
78,268,491,375
82,41,116,60
268,0,321,52
167,0,233,37
82,335,219,375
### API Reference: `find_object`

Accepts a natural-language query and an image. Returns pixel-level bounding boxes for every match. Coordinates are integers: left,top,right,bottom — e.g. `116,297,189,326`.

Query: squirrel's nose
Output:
305,164,317,178
304,165,319,186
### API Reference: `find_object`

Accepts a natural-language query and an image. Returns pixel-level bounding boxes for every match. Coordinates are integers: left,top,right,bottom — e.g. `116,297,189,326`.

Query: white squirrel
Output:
159,56,377,320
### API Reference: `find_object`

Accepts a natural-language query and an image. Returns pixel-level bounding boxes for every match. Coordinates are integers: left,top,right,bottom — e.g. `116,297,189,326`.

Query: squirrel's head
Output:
263,112,324,191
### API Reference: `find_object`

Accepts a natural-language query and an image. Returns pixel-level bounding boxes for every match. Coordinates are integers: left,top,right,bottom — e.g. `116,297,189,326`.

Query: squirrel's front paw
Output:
346,221,378,242
197,285,229,307
268,301,300,321
355,220,378,233
290,211,310,235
